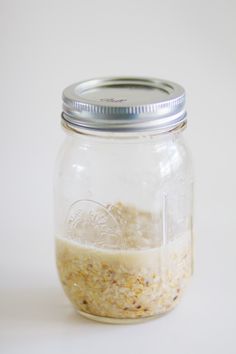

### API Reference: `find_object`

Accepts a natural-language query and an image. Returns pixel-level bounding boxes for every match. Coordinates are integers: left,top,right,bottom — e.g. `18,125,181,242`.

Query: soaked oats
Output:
56,203,192,320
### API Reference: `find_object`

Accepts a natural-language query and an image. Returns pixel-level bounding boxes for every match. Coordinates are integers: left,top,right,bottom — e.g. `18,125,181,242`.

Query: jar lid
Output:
62,77,186,133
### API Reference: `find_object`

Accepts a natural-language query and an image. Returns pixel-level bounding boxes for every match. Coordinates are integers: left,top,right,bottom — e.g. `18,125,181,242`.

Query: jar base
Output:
76,309,173,324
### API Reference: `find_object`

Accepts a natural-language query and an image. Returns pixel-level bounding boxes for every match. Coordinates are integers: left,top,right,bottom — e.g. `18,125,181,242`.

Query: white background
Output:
1,0,236,353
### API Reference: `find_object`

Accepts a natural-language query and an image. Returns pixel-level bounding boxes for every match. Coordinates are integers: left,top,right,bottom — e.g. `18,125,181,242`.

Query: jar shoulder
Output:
55,133,193,180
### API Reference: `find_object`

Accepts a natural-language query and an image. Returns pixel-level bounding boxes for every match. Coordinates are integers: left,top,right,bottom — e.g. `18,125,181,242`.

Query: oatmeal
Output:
56,203,192,320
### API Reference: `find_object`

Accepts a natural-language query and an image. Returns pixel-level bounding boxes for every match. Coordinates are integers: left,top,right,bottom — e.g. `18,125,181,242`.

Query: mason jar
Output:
54,77,193,324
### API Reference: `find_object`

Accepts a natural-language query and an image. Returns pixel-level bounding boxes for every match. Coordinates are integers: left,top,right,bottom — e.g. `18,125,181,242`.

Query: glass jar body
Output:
54,128,193,323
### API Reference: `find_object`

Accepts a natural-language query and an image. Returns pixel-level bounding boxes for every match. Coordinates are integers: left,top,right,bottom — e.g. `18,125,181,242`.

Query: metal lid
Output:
62,77,186,133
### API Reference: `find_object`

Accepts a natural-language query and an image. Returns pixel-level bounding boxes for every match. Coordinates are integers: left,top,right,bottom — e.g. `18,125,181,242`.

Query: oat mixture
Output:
56,202,192,320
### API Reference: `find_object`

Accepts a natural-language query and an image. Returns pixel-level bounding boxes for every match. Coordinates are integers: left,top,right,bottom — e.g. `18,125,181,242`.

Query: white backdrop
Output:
1,0,236,353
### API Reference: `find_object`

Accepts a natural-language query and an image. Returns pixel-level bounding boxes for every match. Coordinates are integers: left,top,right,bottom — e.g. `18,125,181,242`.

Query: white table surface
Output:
1,1,236,353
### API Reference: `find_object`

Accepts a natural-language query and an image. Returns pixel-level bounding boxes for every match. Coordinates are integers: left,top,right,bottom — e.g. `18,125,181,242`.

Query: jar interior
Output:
54,128,193,322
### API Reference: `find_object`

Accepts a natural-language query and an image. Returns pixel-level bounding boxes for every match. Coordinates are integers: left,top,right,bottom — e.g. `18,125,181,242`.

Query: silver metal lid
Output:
62,77,186,133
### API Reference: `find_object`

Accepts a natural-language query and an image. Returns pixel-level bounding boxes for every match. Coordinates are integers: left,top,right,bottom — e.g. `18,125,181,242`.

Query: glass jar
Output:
54,77,193,324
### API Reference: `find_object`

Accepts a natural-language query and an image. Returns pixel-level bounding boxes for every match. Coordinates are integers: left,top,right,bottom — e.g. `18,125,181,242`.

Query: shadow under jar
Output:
54,77,194,324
